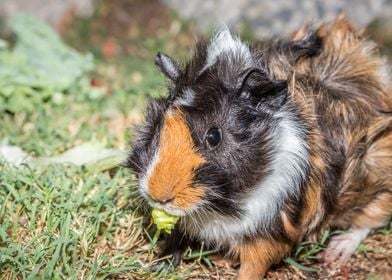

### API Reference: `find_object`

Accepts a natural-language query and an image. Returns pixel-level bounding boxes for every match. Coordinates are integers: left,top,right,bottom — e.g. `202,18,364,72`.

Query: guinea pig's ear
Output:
288,31,323,62
238,68,287,110
155,52,180,81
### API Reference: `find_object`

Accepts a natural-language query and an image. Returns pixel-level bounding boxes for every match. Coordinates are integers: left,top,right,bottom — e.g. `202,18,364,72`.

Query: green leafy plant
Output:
0,14,101,113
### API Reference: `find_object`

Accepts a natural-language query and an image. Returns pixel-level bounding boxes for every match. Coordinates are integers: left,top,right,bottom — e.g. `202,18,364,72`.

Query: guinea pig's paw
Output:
149,251,183,273
322,228,370,265
149,259,176,273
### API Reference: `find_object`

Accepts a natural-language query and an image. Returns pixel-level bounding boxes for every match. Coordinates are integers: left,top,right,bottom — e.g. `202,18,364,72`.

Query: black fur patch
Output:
126,97,168,176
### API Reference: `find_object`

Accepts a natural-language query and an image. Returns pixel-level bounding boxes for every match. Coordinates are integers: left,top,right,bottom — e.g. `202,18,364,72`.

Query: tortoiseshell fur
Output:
127,16,392,279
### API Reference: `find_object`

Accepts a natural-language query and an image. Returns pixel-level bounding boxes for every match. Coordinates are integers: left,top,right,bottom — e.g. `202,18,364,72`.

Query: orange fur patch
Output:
365,122,392,181
237,239,291,280
355,128,392,228
281,212,300,239
354,192,392,229
303,176,322,224
322,15,358,49
147,109,205,209
291,23,310,41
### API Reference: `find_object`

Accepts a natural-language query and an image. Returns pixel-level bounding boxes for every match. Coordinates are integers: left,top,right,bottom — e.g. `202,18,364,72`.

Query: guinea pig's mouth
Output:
140,190,195,217
150,201,188,217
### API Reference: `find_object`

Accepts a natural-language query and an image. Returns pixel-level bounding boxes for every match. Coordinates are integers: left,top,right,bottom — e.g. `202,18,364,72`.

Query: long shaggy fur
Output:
127,16,392,279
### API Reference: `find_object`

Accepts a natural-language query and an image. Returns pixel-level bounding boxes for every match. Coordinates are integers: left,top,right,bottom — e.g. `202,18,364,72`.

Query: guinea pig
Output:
127,15,392,279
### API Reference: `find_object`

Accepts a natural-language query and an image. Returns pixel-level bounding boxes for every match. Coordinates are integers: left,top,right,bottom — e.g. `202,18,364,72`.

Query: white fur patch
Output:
139,149,160,195
377,57,391,87
182,111,309,248
201,28,252,73
175,88,196,107
160,53,179,80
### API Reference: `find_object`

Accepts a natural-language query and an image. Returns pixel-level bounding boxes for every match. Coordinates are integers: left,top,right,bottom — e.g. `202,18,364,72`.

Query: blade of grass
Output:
284,257,320,272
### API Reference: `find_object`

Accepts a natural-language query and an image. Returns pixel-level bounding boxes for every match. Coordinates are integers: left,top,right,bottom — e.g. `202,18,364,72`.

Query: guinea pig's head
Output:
127,29,317,217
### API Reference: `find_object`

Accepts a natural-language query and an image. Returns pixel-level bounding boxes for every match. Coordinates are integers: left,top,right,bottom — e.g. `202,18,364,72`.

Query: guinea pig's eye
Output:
205,127,222,148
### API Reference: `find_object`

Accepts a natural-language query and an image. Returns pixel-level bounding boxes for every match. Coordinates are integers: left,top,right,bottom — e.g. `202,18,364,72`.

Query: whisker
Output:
125,157,145,172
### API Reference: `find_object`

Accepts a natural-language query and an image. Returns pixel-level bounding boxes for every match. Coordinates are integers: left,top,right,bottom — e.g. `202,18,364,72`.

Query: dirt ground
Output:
266,231,392,280
158,230,391,279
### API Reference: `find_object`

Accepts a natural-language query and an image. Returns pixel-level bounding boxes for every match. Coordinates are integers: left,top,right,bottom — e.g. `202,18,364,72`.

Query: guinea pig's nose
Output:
158,197,174,204
148,193,174,205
